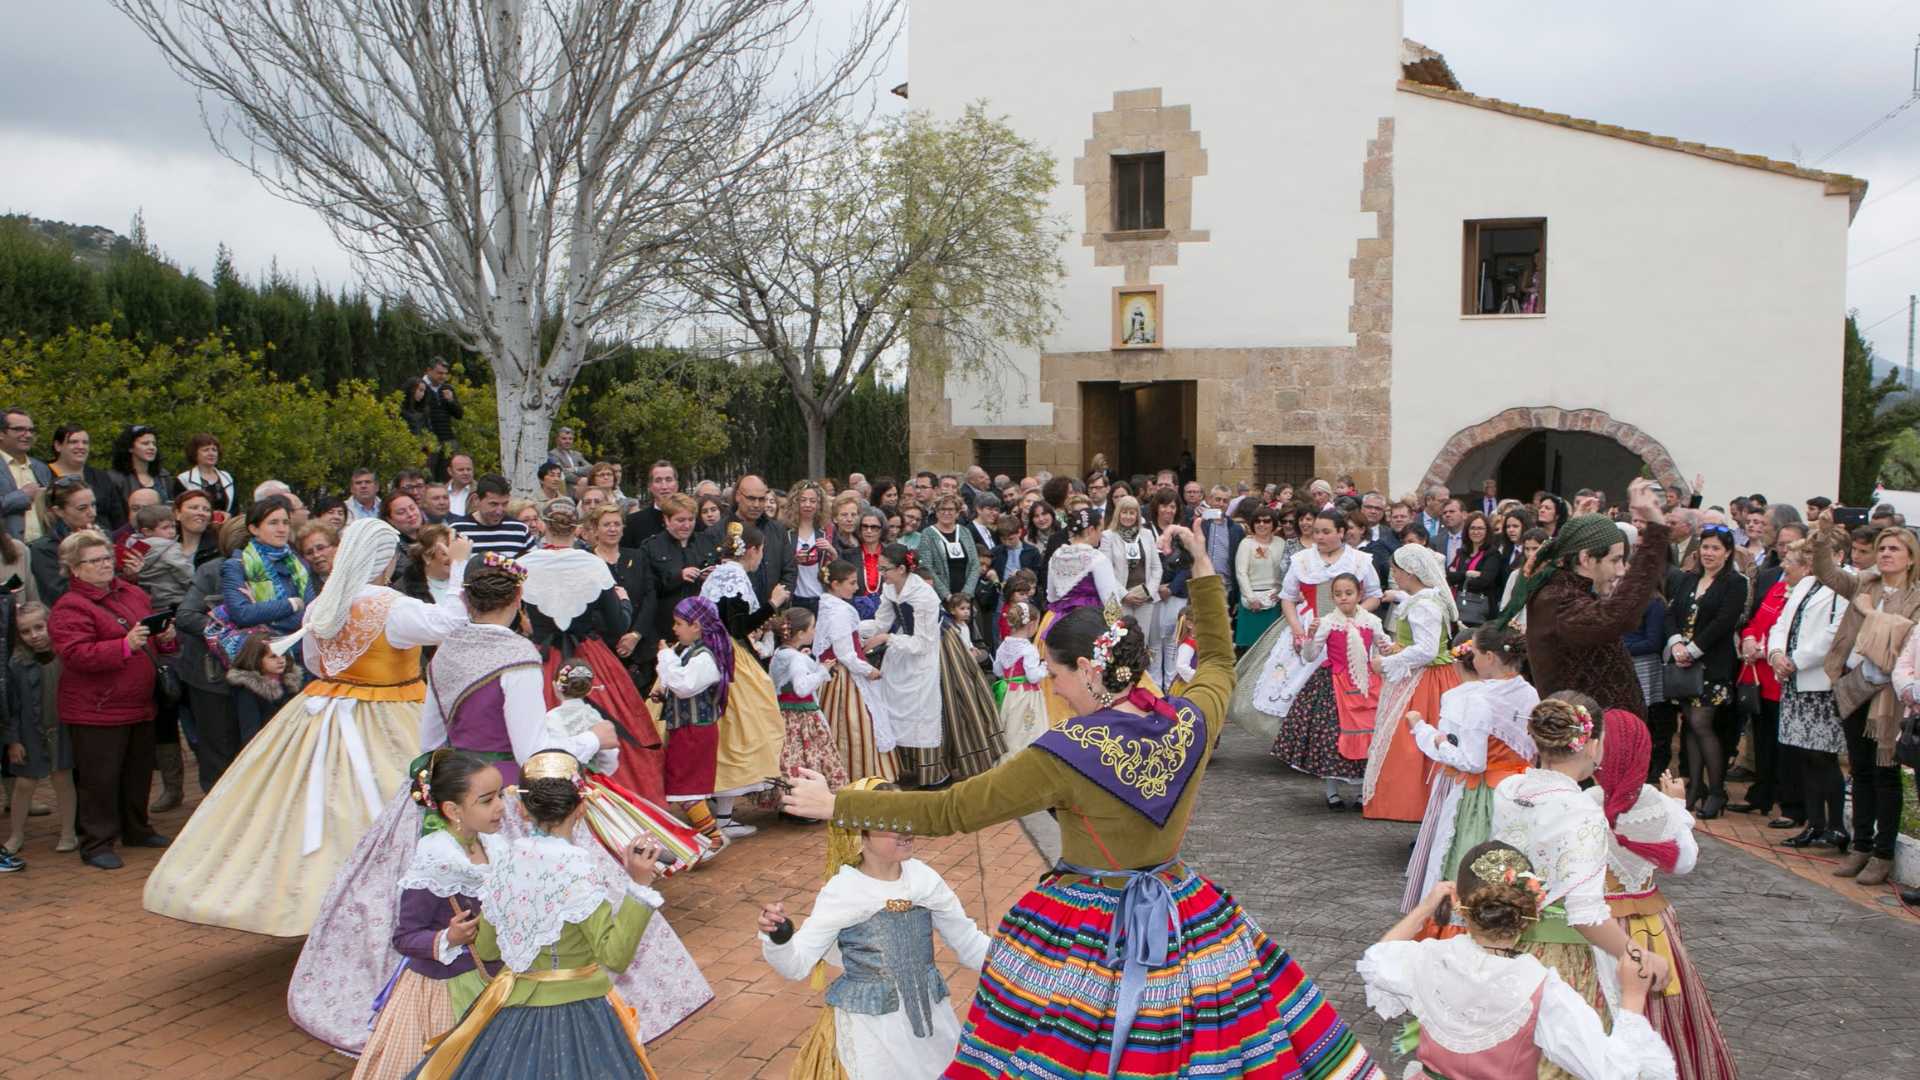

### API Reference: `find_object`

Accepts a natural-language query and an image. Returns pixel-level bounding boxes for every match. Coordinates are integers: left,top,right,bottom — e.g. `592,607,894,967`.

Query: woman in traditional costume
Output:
757,777,993,1079
1402,624,1538,914
781,525,1383,1080
1590,710,1739,1080
350,751,507,1080
935,591,1005,780
1360,840,1676,1080
144,519,473,936
697,521,785,831
1492,696,1675,1080
1364,544,1460,822
864,543,944,787
288,557,711,1055
817,560,898,782
521,528,665,807
405,751,669,1080
1044,508,1121,623
1230,508,1380,749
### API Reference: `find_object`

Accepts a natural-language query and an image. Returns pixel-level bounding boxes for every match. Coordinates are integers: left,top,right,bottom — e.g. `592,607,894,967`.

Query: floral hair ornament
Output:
1450,641,1475,661
479,551,529,582
1468,847,1547,915
1567,704,1595,754
724,520,747,558
1090,620,1129,676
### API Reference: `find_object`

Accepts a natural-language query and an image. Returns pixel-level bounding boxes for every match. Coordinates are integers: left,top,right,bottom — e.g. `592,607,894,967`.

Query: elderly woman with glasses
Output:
48,530,178,869
1662,521,1750,819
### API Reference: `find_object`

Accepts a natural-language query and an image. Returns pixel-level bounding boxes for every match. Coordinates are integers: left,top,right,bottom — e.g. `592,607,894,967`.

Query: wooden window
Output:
973,439,1027,479
1462,219,1546,315
1113,153,1166,232
1253,445,1314,489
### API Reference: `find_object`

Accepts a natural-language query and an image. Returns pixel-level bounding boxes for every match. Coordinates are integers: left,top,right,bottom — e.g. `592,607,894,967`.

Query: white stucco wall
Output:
910,0,1405,426
1391,90,1851,504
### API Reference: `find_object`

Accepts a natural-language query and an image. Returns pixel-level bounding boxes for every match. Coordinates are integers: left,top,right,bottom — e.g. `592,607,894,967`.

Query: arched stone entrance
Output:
1421,407,1688,503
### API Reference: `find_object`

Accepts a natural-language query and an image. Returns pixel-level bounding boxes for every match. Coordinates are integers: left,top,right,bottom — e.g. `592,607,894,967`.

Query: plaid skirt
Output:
947,867,1382,1080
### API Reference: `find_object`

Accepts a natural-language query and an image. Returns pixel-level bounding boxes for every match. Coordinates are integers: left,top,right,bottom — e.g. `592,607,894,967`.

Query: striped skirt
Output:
939,627,1007,782
354,968,459,1080
1622,908,1739,1080
821,665,898,783
948,868,1382,1080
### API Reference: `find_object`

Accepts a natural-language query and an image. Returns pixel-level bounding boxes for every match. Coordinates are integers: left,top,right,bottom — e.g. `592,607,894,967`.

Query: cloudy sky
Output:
4,2,1918,363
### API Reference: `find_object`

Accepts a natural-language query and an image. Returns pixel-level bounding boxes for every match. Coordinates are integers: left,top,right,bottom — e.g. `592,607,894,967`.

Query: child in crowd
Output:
129,503,195,610
758,778,993,1079
768,607,849,808
353,750,507,1080
2,603,73,862
1360,840,1675,1080
1169,607,1198,693
993,600,1048,757
996,569,1038,642
936,591,1005,780
1402,624,1539,915
225,632,303,747
816,560,898,782
655,597,735,855
546,662,620,776
1271,572,1383,811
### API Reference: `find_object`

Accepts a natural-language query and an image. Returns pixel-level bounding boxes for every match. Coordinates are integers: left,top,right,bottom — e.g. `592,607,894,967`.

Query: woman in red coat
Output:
48,531,178,870
1732,563,1795,823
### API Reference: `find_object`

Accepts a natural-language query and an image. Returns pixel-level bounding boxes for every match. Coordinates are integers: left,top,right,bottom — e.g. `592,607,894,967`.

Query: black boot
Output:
1781,826,1821,848
1695,791,1727,820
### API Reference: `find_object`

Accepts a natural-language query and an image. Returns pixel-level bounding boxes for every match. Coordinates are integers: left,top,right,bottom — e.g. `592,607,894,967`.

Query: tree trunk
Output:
806,408,829,482
492,363,553,496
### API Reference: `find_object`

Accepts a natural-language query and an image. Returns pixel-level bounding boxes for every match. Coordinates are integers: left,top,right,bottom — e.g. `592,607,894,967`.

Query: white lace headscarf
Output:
305,518,402,641
1392,542,1458,624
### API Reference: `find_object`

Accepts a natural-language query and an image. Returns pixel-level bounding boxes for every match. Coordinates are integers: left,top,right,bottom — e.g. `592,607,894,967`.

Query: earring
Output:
1085,676,1114,709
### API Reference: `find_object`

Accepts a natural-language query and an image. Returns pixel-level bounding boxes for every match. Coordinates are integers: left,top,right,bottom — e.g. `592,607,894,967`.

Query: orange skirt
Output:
1364,665,1459,823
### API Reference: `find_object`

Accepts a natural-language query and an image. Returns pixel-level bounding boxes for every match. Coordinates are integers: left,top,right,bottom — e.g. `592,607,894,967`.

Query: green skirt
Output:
1234,605,1281,648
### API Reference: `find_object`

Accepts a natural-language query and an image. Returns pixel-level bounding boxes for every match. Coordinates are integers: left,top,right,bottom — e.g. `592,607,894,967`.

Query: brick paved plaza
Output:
0,733,1915,1078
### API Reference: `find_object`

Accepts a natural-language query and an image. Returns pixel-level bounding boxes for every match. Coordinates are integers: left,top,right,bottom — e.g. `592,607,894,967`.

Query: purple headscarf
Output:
673,596,736,713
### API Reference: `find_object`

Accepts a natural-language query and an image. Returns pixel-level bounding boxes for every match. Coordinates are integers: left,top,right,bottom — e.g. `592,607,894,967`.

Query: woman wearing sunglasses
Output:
1662,522,1749,819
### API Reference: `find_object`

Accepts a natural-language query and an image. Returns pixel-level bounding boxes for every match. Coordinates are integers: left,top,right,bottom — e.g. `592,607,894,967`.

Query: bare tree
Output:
666,104,1066,478
112,0,900,490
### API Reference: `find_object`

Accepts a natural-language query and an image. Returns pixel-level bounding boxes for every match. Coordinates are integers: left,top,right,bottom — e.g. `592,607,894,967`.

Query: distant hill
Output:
3,214,132,272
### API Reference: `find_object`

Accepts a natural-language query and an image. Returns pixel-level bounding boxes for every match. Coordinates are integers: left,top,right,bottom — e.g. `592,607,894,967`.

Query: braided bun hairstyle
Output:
1454,840,1540,940
554,662,595,700
410,749,493,815
519,776,583,827
1048,606,1150,695
1004,599,1040,631
1469,624,1527,669
1530,694,1606,760
462,556,524,615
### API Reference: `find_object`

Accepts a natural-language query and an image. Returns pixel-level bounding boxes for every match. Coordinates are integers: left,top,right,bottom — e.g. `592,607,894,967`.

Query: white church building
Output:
905,1,1863,504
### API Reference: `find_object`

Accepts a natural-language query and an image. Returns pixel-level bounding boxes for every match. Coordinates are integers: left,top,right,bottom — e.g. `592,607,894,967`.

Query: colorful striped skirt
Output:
947,867,1382,1080
1614,906,1738,1080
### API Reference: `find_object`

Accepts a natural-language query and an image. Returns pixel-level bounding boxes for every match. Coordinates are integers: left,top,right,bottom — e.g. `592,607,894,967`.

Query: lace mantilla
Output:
520,548,615,630
1046,543,1103,602
311,591,399,678
396,829,509,898
481,832,629,971
701,561,760,613
1361,937,1551,1054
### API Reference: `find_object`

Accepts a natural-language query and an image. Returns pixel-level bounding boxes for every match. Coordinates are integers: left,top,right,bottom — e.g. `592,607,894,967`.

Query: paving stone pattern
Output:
1180,729,1920,1080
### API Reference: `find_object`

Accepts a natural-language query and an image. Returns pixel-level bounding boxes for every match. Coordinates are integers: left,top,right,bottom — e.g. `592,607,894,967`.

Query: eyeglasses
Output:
5,424,35,434
75,554,115,567
859,523,882,530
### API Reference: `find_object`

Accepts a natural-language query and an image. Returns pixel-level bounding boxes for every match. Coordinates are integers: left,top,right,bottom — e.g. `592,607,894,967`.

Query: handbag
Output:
1734,662,1762,720
1457,593,1491,626
1662,657,1705,702
1897,715,1920,769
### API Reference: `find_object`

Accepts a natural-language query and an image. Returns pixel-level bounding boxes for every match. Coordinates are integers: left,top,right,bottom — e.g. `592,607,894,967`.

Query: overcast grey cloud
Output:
1,2,1914,364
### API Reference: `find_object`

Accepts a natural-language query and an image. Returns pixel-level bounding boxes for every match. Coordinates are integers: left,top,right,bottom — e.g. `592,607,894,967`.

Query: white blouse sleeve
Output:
1413,688,1488,772
384,562,471,649
760,875,859,982
658,648,720,697
418,676,449,753
1354,940,1422,1020
1662,792,1700,877
1357,552,1384,599
1175,643,1197,683
1091,555,1124,607
1379,596,1444,681
788,653,831,699
828,617,878,680
1536,973,1679,1080
925,879,993,971
1280,553,1306,606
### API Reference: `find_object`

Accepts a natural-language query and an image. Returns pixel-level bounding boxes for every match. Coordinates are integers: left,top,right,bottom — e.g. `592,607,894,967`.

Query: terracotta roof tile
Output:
1397,79,1868,219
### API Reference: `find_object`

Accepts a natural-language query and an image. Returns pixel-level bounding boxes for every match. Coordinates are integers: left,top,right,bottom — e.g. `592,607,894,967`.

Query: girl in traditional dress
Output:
351,751,506,1080
144,519,473,937
1590,710,1739,1080
1492,695,1675,1080
756,777,993,1079
1360,840,1676,1080
1273,573,1383,809
768,606,850,801
936,592,1005,780
780,525,1383,1080
405,752,667,1080
656,596,738,849
994,599,1050,756
1365,544,1461,823
1044,508,1121,623
287,557,711,1055
698,521,786,834
1231,508,1381,746
1168,607,1198,695
817,560,897,783
1403,624,1538,913
864,544,944,788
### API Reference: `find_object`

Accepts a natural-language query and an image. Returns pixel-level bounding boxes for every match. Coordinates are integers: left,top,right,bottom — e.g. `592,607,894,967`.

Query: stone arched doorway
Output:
1421,407,1687,504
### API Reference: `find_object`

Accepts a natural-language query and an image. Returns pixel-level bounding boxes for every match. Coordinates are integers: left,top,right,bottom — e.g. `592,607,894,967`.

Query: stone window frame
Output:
1074,88,1210,285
